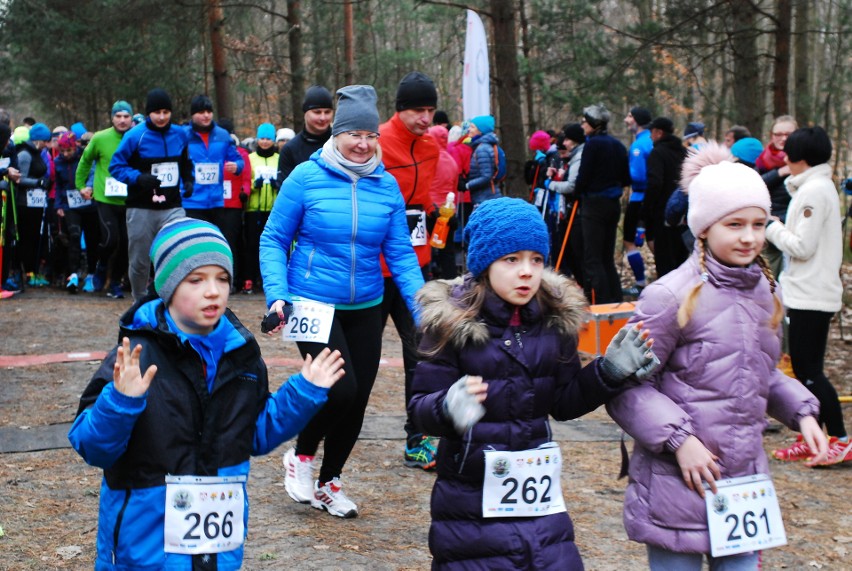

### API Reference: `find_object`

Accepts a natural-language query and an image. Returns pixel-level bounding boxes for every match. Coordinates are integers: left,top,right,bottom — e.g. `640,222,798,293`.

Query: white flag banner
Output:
463,9,490,120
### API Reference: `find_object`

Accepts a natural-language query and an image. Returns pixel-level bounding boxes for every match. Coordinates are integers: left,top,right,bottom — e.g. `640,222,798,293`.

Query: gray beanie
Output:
332,85,380,136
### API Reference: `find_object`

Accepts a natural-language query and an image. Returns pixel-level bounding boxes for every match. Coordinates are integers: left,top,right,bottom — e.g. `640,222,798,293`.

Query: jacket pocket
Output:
647,464,706,531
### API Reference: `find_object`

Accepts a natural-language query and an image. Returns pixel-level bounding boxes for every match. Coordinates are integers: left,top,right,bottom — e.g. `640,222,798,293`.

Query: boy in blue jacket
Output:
68,217,344,570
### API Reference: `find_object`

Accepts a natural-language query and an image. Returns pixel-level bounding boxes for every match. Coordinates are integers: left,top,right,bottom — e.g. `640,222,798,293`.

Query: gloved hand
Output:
443,375,487,434
239,191,249,204
535,150,547,164
37,176,51,189
600,324,660,384
182,181,193,199
269,177,281,191
426,209,439,234
254,177,264,190
137,173,161,191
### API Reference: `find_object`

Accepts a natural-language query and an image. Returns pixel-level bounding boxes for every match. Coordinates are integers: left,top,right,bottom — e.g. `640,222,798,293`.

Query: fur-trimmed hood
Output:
416,269,588,348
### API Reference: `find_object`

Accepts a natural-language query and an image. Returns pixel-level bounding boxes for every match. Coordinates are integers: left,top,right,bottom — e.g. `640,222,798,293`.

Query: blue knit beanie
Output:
112,100,133,116
256,122,276,140
70,122,87,139
464,198,550,278
471,115,495,135
28,123,51,142
731,137,764,165
150,218,233,304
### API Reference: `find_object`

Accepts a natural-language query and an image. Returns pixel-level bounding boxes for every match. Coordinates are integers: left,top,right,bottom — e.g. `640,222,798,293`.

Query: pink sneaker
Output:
813,437,852,467
772,434,812,461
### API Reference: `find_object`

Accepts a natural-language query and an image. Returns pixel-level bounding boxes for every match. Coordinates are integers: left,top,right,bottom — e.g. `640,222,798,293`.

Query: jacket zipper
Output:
514,330,524,349
112,489,132,564
304,248,315,279
350,180,358,303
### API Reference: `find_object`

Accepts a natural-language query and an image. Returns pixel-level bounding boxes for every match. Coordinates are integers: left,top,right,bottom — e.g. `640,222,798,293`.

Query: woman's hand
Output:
675,435,721,498
301,348,345,388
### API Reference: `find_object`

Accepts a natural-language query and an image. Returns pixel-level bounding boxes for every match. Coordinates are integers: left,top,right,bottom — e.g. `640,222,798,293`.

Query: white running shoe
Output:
283,448,315,504
311,478,358,518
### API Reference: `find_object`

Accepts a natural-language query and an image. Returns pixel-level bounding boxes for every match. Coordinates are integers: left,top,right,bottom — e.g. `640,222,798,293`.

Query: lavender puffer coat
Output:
409,271,619,570
606,251,819,554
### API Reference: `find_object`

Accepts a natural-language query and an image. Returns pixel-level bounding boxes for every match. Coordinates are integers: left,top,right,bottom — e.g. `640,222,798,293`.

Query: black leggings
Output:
788,308,846,438
295,304,383,483
95,202,128,283
380,276,422,443
64,207,100,273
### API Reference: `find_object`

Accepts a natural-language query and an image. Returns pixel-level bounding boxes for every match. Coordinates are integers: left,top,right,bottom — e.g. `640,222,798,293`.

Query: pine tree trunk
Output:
287,0,305,132
490,0,525,198
207,0,232,119
773,0,792,116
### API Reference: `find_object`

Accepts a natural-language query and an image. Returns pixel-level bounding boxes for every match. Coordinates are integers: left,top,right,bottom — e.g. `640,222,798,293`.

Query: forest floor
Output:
0,262,850,570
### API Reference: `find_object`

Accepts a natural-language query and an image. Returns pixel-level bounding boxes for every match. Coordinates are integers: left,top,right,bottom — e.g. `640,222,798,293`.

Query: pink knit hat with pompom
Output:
528,130,551,152
682,142,771,236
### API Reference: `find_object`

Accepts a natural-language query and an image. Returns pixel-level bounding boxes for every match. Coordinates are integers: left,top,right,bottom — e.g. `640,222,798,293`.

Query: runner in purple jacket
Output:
410,198,658,570
606,143,828,570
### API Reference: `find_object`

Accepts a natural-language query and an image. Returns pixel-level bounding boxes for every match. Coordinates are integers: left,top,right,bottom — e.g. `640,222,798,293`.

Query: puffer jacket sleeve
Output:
766,368,820,431
259,166,307,307
466,143,495,192
252,372,329,455
381,181,426,321
551,338,620,420
109,127,142,185
606,282,695,454
408,335,462,438
68,347,147,469
226,138,245,174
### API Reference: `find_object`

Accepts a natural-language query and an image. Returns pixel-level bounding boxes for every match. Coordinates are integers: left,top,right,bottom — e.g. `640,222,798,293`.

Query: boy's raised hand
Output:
301,348,345,388
113,337,157,397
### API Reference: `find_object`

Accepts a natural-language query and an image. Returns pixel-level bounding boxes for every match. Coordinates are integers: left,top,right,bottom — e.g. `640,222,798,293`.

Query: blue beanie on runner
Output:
464,197,550,278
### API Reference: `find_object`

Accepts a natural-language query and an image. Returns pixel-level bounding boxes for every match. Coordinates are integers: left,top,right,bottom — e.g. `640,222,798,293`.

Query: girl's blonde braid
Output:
755,253,784,328
677,240,708,328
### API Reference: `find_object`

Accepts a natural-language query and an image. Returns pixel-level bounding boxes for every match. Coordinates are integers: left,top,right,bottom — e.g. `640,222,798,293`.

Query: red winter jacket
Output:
379,113,439,274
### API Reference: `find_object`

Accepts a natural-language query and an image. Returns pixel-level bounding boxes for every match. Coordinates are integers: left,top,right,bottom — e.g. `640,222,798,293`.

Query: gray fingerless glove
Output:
600,325,660,384
443,375,485,434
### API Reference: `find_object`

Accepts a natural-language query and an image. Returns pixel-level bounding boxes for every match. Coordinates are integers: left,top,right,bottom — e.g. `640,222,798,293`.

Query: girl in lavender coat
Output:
409,198,658,570
607,143,829,571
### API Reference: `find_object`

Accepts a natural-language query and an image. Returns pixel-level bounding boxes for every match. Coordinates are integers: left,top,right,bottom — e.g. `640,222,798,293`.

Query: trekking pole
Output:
555,200,579,272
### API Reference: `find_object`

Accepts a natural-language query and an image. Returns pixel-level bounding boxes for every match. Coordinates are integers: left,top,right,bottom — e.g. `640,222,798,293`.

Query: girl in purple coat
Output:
607,143,829,571
409,197,658,570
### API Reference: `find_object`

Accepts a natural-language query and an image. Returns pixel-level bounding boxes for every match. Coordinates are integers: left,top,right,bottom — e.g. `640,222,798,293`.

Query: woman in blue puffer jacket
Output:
464,114,504,205
260,85,424,518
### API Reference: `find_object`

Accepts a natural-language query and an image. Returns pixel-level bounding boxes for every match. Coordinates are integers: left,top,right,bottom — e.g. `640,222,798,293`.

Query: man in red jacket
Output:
379,71,440,470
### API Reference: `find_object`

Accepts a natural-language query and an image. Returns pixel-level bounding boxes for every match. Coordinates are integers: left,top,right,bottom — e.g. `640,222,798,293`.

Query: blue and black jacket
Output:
68,297,328,570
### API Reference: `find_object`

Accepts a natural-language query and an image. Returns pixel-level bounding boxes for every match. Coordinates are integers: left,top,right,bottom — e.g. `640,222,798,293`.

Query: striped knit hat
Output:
150,218,233,303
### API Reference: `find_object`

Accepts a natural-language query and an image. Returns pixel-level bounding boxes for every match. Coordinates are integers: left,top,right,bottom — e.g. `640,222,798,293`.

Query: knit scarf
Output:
756,144,786,172
320,136,379,181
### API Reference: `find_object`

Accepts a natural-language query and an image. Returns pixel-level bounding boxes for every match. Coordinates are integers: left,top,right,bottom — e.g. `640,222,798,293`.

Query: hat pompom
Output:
680,142,733,194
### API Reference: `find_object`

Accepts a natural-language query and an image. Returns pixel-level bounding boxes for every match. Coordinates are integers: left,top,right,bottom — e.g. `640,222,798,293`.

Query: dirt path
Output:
1,289,850,570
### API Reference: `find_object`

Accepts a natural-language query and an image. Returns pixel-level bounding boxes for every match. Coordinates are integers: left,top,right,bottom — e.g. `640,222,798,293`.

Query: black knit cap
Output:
433,110,449,125
145,88,173,114
190,94,214,115
649,117,674,134
395,71,438,111
302,85,334,112
563,123,585,144
630,106,652,127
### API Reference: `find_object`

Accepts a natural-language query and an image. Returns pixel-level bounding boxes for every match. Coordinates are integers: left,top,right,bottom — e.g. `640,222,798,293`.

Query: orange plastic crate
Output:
577,302,636,356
